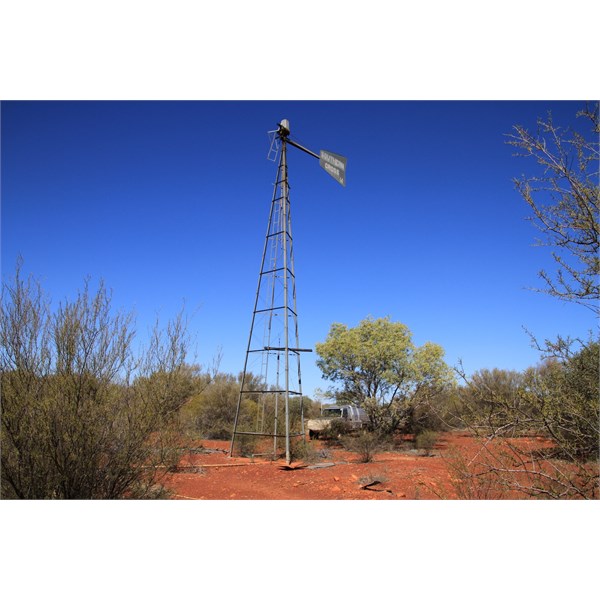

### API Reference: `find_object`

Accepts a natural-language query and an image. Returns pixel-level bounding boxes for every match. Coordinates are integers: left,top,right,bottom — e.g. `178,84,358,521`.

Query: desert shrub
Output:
404,387,462,433
442,447,509,500
453,341,599,498
415,430,438,456
321,418,352,442
0,263,195,499
185,375,316,449
289,436,322,463
455,368,530,436
526,341,600,461
259,395,316,444
180,372,266,440
182,373,240,439
342,430,387,463
232,433,259,458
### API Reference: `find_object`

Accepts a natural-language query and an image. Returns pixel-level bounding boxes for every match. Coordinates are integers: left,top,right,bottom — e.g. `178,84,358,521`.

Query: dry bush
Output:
1,262,196,499
442,435,599,500
342,430,388,463
415,430,438,456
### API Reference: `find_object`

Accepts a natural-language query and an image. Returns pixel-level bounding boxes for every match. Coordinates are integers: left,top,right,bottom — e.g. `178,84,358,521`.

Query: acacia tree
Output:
506,103,599,314
1,262,198,499
315,317,454,434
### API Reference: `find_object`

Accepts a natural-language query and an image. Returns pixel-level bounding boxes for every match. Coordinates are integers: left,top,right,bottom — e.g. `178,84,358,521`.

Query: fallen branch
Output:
359,480,394,494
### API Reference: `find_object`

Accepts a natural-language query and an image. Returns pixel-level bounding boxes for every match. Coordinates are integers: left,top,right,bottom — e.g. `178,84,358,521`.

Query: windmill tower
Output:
230,119,347,464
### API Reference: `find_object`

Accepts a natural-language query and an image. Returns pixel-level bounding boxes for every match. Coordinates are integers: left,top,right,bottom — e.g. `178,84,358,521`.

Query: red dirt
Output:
164,432,553,500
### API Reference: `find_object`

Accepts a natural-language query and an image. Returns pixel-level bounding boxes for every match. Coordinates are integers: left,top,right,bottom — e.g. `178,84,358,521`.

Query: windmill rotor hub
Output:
278,119,290,138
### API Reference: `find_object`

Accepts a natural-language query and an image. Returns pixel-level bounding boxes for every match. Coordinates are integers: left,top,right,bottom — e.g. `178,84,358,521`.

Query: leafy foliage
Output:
315,316,454,434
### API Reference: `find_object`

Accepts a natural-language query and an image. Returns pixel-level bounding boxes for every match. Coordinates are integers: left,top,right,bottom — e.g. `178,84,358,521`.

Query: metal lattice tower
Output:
230,119,346,464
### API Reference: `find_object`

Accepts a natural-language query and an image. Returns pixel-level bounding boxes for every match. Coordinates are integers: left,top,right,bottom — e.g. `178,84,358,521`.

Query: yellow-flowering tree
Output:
315,316,454,434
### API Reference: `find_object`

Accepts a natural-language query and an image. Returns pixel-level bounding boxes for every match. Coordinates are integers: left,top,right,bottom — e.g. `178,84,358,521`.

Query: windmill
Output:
229,119,347,464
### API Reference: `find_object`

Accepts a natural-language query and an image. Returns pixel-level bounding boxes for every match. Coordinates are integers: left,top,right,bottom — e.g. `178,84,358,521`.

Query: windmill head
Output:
278,119,290,138
267,119,291,161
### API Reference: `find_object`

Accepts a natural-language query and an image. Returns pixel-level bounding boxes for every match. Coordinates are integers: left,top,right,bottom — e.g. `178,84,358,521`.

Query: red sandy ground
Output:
163,432,556,500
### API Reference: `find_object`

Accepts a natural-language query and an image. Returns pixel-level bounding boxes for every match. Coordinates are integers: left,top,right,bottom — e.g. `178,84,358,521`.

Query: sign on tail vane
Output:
319,149,347,186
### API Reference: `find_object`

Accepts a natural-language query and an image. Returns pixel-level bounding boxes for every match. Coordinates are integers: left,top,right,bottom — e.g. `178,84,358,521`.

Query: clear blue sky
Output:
1,100,595,396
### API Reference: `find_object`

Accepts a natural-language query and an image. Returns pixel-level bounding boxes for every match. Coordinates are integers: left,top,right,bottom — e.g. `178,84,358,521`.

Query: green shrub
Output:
289,437,323,463
319,418,352,442
232,433,258,458
0,265,195,499
415,430,438,456
180,373,257,440
343,430,386,463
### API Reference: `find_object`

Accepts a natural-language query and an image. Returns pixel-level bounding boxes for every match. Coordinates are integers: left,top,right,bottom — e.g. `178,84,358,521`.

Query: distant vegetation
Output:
180,370,319,447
